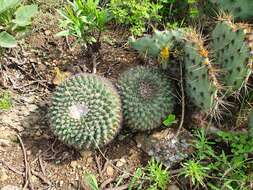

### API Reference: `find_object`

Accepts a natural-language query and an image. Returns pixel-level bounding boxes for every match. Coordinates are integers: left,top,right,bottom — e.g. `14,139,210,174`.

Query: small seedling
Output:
0,91,12,111
83,172,100,190
162,114,177,127
128,159,170,190
180,160,210,187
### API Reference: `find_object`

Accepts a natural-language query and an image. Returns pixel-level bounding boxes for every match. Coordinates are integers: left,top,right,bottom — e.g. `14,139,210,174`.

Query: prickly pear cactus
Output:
49,74,122,149
211,18,253,94
129,29,184,58
208,0,253,21
117,66,174,131
184,30,221,116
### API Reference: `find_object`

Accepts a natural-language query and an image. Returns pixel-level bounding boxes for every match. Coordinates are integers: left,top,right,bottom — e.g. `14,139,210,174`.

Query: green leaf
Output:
13,4,38,26
55,30,70,37
0,0,20,14
83,173,100,190
0,31,17,48
162,114,176,127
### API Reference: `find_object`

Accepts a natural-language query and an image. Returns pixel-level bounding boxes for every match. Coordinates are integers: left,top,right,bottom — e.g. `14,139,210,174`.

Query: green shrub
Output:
128,159,170,190
56,0,108,52
109,0,162,36
0,0,38,48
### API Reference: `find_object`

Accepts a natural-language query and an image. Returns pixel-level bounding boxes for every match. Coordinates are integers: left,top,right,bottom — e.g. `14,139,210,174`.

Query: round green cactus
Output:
117,66,174,131
49,74,122,149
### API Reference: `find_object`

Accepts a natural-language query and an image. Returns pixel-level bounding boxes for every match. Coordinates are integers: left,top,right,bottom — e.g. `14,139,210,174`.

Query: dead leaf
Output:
52,67,71,85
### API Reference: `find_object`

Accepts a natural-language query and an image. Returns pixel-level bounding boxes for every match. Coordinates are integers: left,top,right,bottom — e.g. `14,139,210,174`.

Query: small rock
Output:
27,150,32,156
86,157,93,165
135,128,193,169
116,158,126,167
59,180,64,187
106,165,114,176
0,168,8,182
31,175,39,184
70,161,78,169
28,104,38,112
35,131,41,136
45,30,51,36
167,184,180,190
0,139,12,147
1,185,20,190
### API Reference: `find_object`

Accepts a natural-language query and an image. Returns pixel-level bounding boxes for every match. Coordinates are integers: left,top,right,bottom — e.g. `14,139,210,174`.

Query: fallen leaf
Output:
52,67,71,85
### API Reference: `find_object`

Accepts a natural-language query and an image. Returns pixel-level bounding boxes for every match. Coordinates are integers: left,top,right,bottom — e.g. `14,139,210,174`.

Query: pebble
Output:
45,30,51,36
0,139,12,147
86,157,93,165
0,168,8,182
116,158,126,167
70,161,78,169
27,150,32,156
59,180,64,187
106,165,114,176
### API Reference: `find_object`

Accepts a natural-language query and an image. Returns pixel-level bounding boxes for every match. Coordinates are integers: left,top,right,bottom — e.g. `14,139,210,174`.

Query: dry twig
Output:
94,154,103,179
175,61,185,138
17,134,29,190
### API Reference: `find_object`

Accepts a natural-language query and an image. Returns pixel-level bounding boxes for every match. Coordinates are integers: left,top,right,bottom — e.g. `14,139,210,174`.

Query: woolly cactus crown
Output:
49,74,122,149
117,66,175,131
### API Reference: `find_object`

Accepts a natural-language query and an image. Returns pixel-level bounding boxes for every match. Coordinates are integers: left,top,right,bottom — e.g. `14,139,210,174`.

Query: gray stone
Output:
135,128,194,168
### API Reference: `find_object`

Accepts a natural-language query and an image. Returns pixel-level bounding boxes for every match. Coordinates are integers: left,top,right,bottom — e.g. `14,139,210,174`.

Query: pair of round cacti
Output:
49,66,175,149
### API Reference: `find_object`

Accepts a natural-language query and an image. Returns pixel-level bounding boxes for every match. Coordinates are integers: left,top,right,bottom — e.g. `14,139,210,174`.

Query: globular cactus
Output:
183,30,222,117
117,66,175,131
208,0,253,21
49,74,122,149
211,17,253,95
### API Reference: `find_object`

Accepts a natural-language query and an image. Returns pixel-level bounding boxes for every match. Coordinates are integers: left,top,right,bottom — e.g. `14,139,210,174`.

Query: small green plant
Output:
83,172,100,190
184,129,253,189
147,159,170,190
109,0,162,36
129,159,170,190
0,0,38,48
0,91,12,111
57,0,108,53
158,0,198,27
193,128,216,160
162,114,177,127
180,160,210,187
